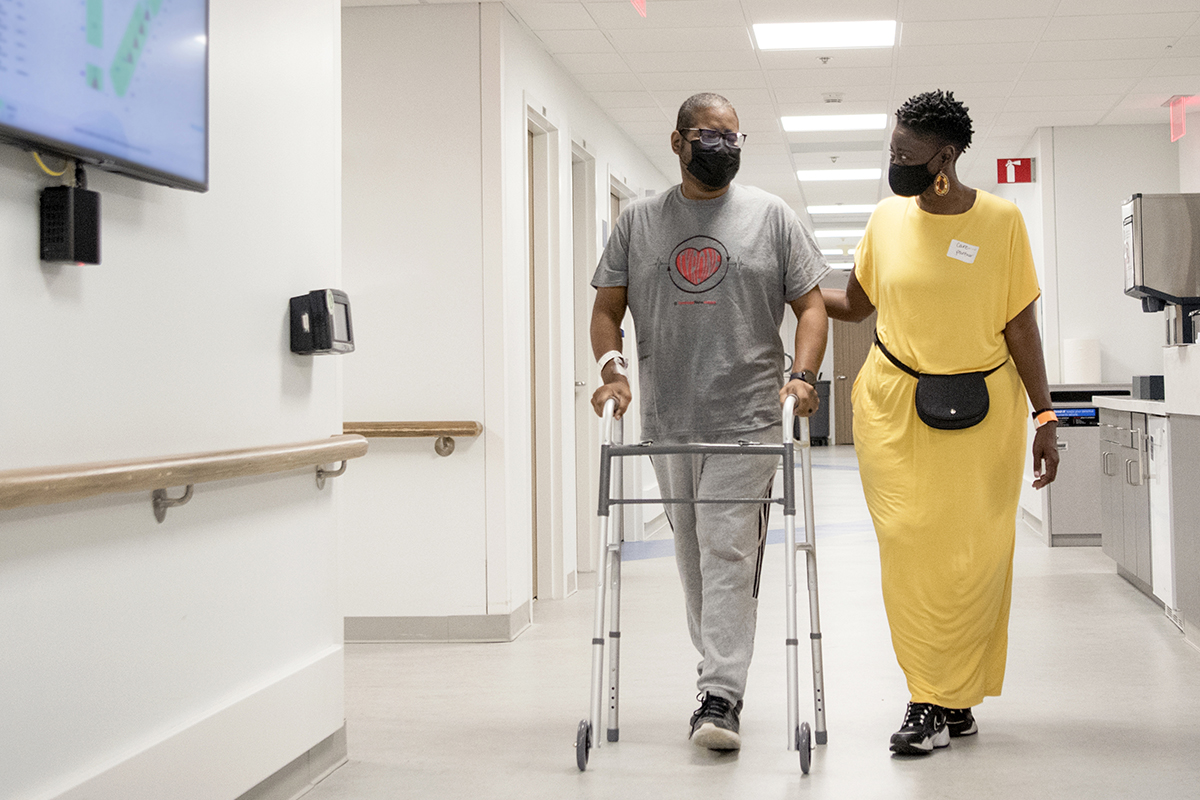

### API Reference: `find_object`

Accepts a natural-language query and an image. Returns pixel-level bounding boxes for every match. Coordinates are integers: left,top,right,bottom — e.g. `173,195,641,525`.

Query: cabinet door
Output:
1129,418,1153,585
1100,438,1123,563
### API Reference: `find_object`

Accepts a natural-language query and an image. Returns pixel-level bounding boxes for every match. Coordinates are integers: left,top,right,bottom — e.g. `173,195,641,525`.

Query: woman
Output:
823,90,1060,756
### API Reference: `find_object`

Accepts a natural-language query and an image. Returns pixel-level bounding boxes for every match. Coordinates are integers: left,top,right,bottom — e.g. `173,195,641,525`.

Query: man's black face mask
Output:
686,138,740,189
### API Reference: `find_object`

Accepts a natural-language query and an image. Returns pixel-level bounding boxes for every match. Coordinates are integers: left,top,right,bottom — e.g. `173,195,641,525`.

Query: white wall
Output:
340,4,488,620
339,2,669,625
1181,116,1200,193
0,1,346,797
1049,124,1179,383
994,125,1180,385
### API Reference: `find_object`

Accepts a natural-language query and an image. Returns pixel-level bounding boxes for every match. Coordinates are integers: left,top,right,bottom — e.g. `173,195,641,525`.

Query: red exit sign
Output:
997,158,1034,184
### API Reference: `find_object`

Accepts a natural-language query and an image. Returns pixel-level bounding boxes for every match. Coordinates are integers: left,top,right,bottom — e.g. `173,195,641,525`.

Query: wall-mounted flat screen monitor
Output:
0,0,209,192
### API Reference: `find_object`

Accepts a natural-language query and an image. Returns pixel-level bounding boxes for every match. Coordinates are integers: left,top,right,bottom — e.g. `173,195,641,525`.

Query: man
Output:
589,93,829,752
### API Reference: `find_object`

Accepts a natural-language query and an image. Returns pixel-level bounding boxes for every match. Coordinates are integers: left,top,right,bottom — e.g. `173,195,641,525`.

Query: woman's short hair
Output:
676,93,736,131
895,90,974,152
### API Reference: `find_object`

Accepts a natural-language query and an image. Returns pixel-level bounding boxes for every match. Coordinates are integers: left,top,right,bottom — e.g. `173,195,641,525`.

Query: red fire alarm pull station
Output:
997,158,1034,184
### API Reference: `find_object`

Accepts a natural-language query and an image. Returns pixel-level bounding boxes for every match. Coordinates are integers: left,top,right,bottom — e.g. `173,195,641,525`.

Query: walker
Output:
575,395,827,774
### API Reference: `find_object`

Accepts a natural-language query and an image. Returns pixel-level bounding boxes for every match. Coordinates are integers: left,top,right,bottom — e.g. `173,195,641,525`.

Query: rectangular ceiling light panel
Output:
754,20,896,51
783,114,888,132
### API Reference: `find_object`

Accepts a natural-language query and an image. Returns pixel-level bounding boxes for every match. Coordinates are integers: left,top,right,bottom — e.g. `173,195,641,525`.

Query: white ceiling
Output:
345,0,1200,240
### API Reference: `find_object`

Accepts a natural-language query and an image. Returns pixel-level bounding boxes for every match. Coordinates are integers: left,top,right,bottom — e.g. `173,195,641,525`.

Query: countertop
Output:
1094,396,1172,415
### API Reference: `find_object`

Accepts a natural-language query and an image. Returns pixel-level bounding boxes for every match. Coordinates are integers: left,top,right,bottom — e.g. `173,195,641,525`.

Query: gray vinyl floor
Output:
307,446,1200,799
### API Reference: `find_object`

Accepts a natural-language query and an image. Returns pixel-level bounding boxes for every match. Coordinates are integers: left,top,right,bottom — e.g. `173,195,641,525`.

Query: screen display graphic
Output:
0,0,208,190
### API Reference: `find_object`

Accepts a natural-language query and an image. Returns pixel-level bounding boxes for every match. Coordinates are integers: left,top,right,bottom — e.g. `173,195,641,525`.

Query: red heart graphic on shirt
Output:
675,247,722,285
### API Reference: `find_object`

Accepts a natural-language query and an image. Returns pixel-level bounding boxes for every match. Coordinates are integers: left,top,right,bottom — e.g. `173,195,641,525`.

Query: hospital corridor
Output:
302,446,1200,800
4,1,1200,799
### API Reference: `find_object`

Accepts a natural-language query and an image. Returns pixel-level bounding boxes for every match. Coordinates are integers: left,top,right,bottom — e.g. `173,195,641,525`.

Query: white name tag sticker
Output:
948,240,980,264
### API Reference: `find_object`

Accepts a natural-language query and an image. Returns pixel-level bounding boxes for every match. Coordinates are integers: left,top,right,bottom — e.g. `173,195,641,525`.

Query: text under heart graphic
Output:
675,247,722,285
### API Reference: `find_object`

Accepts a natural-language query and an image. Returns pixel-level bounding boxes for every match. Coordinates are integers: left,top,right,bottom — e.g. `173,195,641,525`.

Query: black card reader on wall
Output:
290,289,355,355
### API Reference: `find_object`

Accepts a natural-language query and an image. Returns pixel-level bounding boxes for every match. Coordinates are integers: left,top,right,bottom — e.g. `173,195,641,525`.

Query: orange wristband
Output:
1034,410,1058,429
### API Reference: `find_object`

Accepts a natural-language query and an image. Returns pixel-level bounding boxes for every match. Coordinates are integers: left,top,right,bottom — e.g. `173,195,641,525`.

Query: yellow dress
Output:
851,190,1041,708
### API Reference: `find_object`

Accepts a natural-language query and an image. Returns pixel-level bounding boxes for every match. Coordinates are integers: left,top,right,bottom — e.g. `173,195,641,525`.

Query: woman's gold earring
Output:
935,171,950,196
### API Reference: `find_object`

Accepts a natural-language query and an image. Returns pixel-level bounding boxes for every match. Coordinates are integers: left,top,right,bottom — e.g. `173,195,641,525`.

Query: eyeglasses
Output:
680,128,747,148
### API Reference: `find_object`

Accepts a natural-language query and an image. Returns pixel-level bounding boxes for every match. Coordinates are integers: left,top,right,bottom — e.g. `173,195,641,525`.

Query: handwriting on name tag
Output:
948,239,979,264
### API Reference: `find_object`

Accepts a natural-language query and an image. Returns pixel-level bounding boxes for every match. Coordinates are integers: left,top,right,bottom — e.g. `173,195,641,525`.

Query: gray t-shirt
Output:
592,183,829,440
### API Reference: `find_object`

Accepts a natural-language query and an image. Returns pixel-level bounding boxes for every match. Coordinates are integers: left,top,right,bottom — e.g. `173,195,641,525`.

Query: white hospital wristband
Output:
597,350,628,377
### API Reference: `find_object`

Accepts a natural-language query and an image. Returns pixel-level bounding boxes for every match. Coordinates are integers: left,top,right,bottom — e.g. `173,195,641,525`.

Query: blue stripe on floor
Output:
620,519,876,561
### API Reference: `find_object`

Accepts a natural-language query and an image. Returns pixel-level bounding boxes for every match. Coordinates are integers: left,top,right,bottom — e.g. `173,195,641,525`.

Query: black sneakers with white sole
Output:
889,702,950,755
689,692,742,751
944,706,978,737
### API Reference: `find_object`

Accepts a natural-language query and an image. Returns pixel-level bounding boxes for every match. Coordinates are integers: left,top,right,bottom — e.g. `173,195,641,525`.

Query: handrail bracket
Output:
316,461,348,489
153,485,194,523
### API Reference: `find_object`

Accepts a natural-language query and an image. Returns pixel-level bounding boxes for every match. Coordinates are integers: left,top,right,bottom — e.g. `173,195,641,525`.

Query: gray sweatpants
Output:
651,425,780,704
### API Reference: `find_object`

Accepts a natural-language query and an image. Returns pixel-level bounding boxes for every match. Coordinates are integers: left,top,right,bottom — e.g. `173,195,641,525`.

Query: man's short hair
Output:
676,93,736,131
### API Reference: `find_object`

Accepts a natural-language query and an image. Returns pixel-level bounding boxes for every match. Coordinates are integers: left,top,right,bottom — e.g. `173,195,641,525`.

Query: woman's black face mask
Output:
685,138,740,189
887,155,939,197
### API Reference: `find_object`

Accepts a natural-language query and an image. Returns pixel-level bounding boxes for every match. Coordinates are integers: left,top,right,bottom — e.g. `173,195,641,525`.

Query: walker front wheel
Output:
576,719,592,771
797,722,812,774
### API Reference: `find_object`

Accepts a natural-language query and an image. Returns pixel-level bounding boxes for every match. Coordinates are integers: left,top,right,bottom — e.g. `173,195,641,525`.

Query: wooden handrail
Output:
343,421,483,438
0,434,368,512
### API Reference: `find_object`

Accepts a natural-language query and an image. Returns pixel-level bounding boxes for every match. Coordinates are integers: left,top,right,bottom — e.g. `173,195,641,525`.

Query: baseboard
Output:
237,726,347,800
51,647,344,800
345,600,532,642
1049,533,1101,547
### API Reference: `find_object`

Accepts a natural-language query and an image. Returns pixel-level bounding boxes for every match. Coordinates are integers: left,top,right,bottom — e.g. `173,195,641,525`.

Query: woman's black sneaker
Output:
943,706,977,737
689,692,742,750
889,702,950,755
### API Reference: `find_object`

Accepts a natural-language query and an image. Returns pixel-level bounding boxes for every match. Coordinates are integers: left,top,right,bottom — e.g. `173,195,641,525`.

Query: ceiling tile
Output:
590,90,661,107
1098,107,1174,125
1053,0,1200,17
553,52,630,72
1167,37,1200,58
764,67,893,88
535,28,617,53
506,1,595,31
608,26,754,53
1003,94,1123,113
757,49,896,70
605,107,673,124
585,0,747,30
623,50,762,72
901,0,1050,20
1029,38,1177,61
1011,78,1139,97
1151,57,1200,77
771,90,891,108
575,71,643,91
799,180,885,207
738,144,793,161
898,42,1036,66
792,151,883,169
619,119,680,136
895,63,1026,84
1131,76,1200,96
1019,59,1157,81
639,71,768,91
1043,13,1199,41
900,18,1046,47
992,110,1107,127
650,88,774,108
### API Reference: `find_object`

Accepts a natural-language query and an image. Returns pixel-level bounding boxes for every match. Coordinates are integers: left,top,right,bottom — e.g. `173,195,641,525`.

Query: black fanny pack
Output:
874,335,1006,430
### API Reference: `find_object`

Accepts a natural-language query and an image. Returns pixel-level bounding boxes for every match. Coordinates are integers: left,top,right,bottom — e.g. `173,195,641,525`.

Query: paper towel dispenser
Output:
1122,193,1200,343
